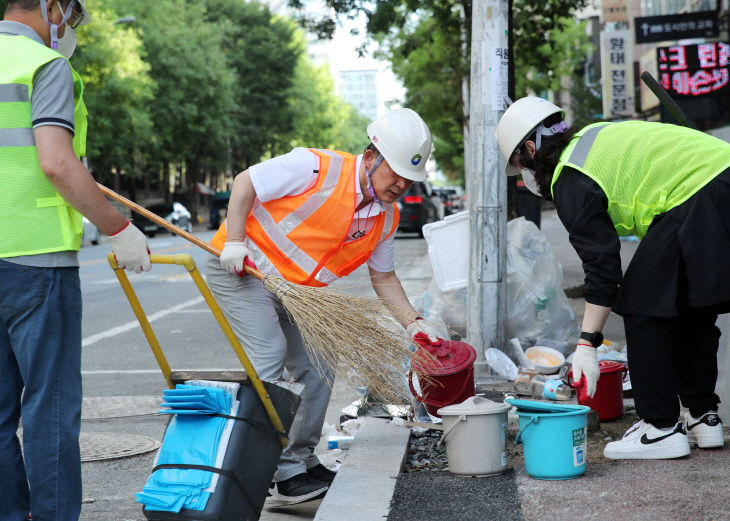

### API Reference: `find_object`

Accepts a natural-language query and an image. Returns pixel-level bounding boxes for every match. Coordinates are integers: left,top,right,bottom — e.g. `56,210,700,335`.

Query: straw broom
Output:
98,184,425,403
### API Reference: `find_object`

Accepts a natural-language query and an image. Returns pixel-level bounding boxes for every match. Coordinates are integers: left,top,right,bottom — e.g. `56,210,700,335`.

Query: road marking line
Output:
82,296,204,347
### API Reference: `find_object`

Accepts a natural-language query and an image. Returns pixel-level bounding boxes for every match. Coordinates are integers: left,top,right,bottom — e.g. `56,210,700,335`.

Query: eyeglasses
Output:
62,1,84,29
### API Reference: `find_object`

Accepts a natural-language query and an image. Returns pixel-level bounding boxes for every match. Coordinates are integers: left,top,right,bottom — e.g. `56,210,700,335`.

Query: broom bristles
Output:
262,274,429,404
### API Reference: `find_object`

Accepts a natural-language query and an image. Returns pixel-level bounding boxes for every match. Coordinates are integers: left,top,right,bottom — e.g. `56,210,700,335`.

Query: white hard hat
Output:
495,96,565,176
367,108,432,182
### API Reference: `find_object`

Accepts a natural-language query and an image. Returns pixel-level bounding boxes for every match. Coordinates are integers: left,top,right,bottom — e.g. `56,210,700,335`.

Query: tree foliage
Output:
1,0,414,209
204,0,302,166
383,11,468,180
287,48,371,153
111,0,236,199
288,0,592,182
72,5,154,188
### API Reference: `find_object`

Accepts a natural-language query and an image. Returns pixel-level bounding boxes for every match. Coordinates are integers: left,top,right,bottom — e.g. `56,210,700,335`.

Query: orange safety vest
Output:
211,149,400,287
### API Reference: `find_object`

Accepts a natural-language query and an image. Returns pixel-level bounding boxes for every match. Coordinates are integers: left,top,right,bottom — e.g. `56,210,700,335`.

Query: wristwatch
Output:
579,331,604,348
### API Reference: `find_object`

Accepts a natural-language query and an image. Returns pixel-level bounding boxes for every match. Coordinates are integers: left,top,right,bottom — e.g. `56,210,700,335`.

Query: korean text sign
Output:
657,42,730,98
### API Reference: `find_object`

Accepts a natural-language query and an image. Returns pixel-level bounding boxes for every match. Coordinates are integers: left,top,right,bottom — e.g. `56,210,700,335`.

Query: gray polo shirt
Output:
1,20,78,267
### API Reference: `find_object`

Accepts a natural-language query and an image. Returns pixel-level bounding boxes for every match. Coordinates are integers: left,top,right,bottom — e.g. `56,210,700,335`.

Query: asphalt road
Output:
74,228,432,520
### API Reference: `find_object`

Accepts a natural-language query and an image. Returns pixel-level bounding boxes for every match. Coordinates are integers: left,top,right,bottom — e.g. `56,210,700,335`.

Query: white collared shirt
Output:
248,147,395,272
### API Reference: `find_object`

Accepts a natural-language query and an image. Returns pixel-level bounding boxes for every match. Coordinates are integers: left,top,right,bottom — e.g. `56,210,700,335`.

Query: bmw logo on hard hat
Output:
410,154,422,166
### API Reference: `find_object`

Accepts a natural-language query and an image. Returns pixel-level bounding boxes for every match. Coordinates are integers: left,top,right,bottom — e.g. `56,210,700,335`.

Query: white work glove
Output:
406,318,441,345
109,222,151,274
572,344,600,398
220,241,257,276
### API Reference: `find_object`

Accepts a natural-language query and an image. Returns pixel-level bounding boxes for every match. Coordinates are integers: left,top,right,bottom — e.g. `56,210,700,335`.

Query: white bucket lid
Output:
437,395,510,416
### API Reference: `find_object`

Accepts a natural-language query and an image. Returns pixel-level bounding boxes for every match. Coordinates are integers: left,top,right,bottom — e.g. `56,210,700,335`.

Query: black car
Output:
397,181,442,237
131,202,173,237
209,191,230,229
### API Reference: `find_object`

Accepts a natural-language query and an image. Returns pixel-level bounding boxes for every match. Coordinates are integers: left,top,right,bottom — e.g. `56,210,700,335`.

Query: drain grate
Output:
80,432,160,462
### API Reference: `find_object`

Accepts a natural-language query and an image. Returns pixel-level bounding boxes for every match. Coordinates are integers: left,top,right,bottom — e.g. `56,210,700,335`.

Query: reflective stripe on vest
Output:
552,121,730,238
561,123,609,168
0,127,35,146
211,149,399,286
250,149,344,280
0,34,87,257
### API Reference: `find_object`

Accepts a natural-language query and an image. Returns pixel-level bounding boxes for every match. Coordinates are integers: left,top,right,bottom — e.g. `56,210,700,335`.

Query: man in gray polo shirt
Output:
0,1,150,519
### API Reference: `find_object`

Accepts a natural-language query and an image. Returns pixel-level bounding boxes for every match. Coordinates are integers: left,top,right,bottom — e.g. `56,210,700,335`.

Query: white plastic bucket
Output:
437,396,510,476
422,210,469,291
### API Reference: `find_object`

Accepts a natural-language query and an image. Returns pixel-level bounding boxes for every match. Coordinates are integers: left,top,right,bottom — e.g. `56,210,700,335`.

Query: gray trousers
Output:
205,257,334,482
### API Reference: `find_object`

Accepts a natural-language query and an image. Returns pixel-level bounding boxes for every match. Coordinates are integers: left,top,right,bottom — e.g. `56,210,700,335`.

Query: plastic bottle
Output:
529,374,573,401
513,367,540,395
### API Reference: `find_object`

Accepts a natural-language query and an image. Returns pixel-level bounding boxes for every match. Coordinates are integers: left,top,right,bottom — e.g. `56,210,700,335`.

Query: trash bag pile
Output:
505,217,577,353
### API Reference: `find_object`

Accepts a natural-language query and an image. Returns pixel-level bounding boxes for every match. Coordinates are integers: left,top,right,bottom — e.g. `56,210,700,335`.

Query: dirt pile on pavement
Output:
403,401,639,472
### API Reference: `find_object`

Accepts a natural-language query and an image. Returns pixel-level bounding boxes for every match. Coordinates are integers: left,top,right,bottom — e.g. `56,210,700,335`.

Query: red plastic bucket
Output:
408,338,476,417
569,361,627,421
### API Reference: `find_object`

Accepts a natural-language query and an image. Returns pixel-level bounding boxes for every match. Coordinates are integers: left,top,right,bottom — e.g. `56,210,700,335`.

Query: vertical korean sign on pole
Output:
467,0,509,367
601,29,634,118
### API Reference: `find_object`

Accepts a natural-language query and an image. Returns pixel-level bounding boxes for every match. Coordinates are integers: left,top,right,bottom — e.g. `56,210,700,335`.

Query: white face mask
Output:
41,0,77,57
56,26,77,59
520,168,541,197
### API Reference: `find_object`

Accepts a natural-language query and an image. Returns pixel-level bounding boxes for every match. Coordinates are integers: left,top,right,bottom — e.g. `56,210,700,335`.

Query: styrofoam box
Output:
422,210,469,292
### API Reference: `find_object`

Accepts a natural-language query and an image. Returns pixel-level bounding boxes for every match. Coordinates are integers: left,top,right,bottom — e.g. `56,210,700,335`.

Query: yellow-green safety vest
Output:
0,34,88,257
552,121,730,238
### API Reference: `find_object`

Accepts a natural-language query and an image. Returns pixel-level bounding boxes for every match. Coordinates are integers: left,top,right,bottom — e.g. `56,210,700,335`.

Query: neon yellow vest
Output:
0,34,88,257
552,121,730,238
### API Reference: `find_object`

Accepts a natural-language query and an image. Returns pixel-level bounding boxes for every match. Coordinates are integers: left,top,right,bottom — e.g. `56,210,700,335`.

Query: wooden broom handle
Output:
97,183,264,280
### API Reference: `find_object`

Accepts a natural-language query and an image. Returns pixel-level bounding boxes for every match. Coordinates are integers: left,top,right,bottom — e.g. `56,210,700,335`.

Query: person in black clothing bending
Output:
496,96,726,459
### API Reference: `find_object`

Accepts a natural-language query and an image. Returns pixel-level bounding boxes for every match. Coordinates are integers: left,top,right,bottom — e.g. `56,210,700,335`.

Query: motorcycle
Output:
166,202,193,233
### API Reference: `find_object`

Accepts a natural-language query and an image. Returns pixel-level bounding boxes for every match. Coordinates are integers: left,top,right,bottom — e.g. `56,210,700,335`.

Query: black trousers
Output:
623,310,721,428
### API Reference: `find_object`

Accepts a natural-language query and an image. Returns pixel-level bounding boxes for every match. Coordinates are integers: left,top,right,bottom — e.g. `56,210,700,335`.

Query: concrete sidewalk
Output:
277,208,730,521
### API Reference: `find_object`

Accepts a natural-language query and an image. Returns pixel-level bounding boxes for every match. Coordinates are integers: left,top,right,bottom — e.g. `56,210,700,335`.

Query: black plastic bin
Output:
142,380,301,521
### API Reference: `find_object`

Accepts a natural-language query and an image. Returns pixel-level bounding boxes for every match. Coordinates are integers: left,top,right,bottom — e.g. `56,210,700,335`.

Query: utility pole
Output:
467,0,509,374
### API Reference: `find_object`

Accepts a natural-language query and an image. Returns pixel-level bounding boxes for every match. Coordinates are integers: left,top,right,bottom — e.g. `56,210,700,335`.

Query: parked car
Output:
132,202,192,237
439,185,465,215
397,181,442,237
209,191,230,229
433,187,454,216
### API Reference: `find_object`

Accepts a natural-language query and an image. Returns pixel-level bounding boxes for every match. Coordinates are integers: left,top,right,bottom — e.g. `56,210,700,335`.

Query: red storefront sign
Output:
657,42,730,97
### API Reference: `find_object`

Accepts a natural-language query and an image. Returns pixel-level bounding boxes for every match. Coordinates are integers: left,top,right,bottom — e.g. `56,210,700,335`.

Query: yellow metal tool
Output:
107,253,289,449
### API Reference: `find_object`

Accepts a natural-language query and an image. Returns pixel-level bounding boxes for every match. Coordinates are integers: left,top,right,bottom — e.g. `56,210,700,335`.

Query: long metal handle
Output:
108,253,289,448
97,183,265,281
640,71,697,129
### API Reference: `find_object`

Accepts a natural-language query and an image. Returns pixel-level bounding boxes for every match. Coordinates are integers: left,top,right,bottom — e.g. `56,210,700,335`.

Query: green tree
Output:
287,0,592,182
515,17,594,99
204,0,303,168
1,0,155,193
72,5,154,192
385,13,467,180
287,52,370,153
110,0,236,215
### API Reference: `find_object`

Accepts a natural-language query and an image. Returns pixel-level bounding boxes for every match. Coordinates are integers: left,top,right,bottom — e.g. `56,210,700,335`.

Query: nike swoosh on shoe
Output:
640,431,680,445
688,414,721,430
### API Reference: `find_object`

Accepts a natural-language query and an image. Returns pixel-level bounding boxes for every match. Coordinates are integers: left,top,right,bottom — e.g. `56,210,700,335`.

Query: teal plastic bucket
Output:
506,398,590,480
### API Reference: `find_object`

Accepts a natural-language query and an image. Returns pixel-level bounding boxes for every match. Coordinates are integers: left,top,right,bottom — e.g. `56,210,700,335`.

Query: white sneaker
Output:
604,420,690,460
684,411,724,449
